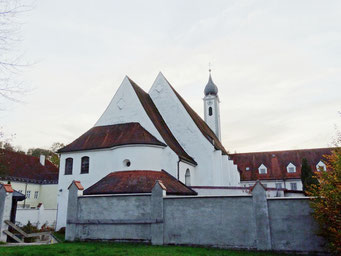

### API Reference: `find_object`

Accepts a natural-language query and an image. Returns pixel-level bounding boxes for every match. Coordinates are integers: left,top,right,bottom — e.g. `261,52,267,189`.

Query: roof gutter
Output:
179,157,197,167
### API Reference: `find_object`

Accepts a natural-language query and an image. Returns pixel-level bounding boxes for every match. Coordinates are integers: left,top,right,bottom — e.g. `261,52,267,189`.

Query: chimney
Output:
40,155,46,166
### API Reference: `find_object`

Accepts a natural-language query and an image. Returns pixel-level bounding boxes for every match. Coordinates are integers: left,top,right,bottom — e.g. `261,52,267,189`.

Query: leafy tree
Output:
2,142,14,151
50,142,64,167
27,142,65,167
27,148,50,157
301,158,318,193
308,147,341,254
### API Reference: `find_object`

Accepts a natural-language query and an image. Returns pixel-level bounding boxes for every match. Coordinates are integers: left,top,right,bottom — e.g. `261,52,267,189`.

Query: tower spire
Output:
204,67,218,96
203,68,221,140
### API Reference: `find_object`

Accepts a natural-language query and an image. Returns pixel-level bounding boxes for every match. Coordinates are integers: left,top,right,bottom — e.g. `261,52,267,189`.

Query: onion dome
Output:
204,71,218,96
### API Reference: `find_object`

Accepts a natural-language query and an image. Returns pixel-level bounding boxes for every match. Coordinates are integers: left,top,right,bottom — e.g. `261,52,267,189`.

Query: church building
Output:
56,72,240,229
56,71,332,230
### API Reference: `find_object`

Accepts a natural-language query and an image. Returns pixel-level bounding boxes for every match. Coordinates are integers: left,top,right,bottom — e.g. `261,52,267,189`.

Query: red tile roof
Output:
128,78,196,165
83,170,197,196
2,184,14,193
164,78,228,155
68,180,84,190
230,147,333,181
0,150,59,184
58,122,166,153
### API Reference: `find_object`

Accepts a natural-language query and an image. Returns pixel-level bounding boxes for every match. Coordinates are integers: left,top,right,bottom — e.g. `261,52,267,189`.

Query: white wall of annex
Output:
56,145,178,229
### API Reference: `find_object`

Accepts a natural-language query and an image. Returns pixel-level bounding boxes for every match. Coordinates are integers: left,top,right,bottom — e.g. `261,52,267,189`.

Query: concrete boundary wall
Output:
65,181,325,253
16,207,57,229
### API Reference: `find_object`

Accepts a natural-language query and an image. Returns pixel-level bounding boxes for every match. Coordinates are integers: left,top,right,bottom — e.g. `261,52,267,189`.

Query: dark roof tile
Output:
58,122,166,153
0,150,58,184
83,170,197,196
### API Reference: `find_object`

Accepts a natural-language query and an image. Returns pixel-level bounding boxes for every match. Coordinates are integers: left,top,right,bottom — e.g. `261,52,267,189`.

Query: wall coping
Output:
267,197,310,200
79,193,151,198
164,195,252,199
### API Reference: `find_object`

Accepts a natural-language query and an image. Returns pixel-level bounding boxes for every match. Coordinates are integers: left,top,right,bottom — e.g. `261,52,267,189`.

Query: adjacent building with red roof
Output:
230,147,332,191
0,149,59,209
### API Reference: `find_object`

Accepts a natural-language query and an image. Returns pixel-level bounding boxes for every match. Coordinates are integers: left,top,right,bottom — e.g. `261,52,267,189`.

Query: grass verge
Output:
0,241,299,256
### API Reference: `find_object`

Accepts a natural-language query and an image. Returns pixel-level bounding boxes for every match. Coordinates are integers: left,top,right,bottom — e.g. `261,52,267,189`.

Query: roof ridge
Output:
230,147,336,155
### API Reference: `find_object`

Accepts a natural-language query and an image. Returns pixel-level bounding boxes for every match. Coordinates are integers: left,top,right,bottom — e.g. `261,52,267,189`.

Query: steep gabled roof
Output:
58,122,166,153
230,147,334,181
128,78,197,165
0,150,58,184
161,77,228,155
83,170,197,195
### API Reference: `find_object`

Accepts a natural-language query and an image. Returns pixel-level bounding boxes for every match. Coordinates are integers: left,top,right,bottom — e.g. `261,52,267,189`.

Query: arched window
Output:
185,169,191,186
65,158,73,175
208,107,213,116
81,156,89,174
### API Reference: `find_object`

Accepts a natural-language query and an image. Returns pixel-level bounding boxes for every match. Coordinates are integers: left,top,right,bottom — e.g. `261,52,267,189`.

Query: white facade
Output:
240,179,303,191
149,73,240,187
203,94,221,140
3,181,58,209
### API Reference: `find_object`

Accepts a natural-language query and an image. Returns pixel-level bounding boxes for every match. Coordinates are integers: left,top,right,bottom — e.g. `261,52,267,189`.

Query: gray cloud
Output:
1,0,340,152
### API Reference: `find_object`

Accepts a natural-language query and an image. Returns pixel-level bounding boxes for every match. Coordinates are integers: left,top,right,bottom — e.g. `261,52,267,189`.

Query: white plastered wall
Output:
3,181,58,209
95,76,163,143
149,73,240,187
203,95,221,140
56,77,180,229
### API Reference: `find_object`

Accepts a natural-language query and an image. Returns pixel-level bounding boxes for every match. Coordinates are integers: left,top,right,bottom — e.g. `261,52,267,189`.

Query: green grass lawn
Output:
0,241,298,256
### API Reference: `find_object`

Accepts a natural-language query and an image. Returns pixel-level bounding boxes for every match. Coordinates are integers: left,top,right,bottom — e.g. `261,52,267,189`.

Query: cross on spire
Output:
208,62,212,73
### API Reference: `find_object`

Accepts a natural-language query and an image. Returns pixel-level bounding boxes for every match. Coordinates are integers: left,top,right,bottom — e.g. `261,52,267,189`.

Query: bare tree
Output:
0,0,31,104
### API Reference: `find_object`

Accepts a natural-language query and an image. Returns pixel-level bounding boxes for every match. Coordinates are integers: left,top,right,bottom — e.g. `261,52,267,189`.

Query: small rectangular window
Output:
259,168,266,174
275,183,282,189
34,191,39,199
290,183,297,190
288,167,295,173
18,190,23,193
26,191,31,199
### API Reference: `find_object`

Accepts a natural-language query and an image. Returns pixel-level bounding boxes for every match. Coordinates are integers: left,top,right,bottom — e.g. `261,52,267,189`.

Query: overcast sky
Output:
1,0,341,153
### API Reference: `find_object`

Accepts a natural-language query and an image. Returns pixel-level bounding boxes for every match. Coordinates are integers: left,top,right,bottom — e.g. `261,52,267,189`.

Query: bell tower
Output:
203,69,221,140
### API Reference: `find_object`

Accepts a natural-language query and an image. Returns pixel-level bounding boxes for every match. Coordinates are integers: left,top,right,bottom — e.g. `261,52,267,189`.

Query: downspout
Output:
177,158,181,180
23,182,27,208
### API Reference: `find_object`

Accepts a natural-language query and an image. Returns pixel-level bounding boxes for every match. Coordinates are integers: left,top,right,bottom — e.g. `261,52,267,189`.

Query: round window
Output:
123,159,131,167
